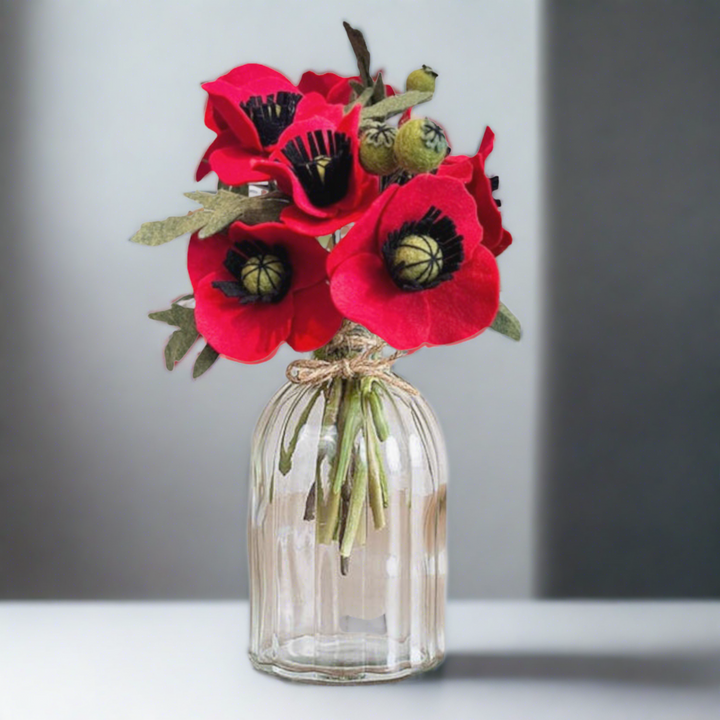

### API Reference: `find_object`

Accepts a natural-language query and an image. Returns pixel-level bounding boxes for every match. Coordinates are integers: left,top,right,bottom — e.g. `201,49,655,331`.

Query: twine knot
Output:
286,321,418,395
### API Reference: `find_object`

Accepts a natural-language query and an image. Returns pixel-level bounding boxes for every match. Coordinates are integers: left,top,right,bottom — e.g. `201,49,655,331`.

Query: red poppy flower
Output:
298,71,397,105
188,223,342,363
439,127,512,256
196,64,304,185
252,98,378,235
327,174,500,350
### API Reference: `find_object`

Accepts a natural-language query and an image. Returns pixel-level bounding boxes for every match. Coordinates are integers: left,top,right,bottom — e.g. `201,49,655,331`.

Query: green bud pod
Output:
393,118,449,174
405,65,438,93
359,122,399,176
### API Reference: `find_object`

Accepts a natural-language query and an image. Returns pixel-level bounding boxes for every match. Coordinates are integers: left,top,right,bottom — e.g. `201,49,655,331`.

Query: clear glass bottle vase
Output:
247,327,448,683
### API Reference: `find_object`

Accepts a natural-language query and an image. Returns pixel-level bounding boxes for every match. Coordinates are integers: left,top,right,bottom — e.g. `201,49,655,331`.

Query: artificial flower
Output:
327,174,500,350
189,222,342,363
196,64,304,185
298,71,397,105
252,98,378,235
440,127,512,256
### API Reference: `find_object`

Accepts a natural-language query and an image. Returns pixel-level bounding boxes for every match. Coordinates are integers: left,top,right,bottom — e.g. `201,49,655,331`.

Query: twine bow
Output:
286,322,418,395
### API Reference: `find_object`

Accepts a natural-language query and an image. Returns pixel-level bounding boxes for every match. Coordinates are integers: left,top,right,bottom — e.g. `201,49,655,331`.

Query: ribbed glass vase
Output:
247,328,447,683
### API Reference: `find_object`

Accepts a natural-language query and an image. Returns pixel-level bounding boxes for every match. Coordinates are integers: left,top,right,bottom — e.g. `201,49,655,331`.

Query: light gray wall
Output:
0,0,541,598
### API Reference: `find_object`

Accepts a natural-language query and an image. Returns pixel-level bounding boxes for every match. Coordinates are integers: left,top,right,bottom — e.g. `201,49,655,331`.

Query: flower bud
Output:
359,121,399,176
405,65,438,93
393,118,449,174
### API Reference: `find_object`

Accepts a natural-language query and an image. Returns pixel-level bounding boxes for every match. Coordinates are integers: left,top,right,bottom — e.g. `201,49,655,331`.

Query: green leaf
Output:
360,90,434,121
370,71,387,104
193,344,220,378
344,85,375,112
148,296,196,331
164,328,199,370
343,21,371,86
490,302,522,341
184,190,288,238
130,211,207,246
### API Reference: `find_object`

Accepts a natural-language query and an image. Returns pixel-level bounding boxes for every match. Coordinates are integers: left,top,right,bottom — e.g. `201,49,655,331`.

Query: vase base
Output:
249,645,444,685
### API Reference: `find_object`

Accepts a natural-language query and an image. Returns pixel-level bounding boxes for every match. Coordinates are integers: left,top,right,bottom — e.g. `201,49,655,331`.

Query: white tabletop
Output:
1,601,719,720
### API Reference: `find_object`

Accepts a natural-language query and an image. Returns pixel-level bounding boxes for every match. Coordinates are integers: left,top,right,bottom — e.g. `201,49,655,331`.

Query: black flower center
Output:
383,207,464,291
212,239,292,304
281,130,352,207
239,92,302,147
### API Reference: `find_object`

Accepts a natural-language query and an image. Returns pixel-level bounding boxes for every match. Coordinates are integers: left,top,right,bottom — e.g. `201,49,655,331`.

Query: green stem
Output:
368,382,390,442
340,453,368,558
330,381,362,494
279,387,322,475
363,395,387,530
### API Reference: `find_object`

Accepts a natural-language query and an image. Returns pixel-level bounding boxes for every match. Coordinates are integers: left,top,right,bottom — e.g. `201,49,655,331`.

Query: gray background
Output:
540,0,720,597
2,0,719,601
0,0,540,599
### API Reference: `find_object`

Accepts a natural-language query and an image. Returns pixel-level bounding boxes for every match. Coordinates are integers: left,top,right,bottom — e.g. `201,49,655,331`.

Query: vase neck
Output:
313,321,382,361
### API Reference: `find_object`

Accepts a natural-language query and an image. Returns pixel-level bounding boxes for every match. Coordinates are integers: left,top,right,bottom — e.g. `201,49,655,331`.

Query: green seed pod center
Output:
393,234,444,285
241,254,286,296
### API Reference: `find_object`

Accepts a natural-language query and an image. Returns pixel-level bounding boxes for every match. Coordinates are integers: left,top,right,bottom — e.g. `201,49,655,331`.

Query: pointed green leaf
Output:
490,302,522,341
164,328,199,370
149,296,196,331
370,72,387,104
193,344,220,378
130,211,207,246
343,21,372,86
183,190,288,238
360,90,434,121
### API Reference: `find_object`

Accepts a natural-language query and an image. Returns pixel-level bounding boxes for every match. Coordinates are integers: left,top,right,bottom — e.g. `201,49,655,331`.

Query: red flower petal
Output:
220,64,291,87
377,175,483,258
467,164,503,253
208,142,271,185
327,184,398,275
202,79,263,151
278,204,366,236
287,282,343,352
330,254,430,350
438,155,473,183
194,273,293,363
188,232,232,289
298,71,348,98
294,92,345,123
494,228,513,256
479,126,495,162
229,222,329,290
423,244,500,346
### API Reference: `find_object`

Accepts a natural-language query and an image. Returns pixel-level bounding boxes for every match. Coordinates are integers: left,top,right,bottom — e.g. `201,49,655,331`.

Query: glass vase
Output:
247,326,448,683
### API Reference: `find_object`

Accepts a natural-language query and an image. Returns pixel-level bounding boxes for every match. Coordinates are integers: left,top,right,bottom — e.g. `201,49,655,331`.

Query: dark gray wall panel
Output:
541,1,720,597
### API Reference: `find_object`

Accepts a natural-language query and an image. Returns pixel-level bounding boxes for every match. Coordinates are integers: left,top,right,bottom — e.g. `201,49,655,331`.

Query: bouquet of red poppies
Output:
132,22,520,568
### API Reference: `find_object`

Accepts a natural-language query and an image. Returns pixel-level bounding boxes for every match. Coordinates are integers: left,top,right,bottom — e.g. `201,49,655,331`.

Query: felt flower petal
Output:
330,254,430,350
209,142,271,185
188,232,232,289
467,166,503,254
279,204,367,237
438,155,474,183
298,71,348,98
194,273,293,364
424,245,500,346
327,184,398,274
287,282,343,352
479,126,495,162
221,63,291,87
377,175,483,258
202,79,263,150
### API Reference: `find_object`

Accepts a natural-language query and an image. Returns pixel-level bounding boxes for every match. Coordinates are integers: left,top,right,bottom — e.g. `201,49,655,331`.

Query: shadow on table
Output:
419,652,720,687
